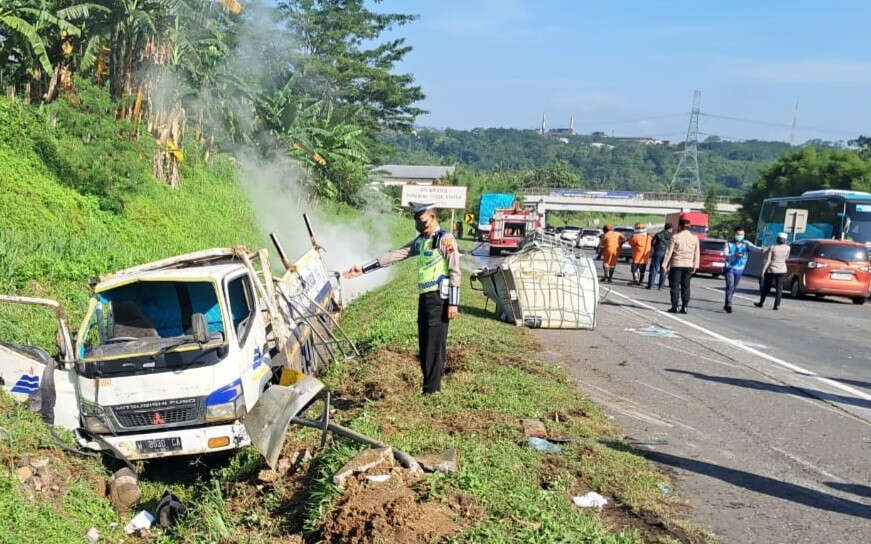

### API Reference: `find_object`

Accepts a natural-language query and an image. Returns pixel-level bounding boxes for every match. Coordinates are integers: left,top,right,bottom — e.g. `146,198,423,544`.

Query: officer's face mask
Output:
414,215,429,234
734,234,744,242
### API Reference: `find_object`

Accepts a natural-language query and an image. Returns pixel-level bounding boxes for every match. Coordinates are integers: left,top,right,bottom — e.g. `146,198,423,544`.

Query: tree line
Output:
380,127,828,194
0,0,424,203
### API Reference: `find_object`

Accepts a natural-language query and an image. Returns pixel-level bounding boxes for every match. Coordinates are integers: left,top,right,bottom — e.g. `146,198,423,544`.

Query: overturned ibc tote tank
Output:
470,237,599,329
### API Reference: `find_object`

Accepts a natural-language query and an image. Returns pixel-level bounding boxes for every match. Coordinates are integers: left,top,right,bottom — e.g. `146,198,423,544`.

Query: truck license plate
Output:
136,436,182,453
712,262,724,267
831,272,852,281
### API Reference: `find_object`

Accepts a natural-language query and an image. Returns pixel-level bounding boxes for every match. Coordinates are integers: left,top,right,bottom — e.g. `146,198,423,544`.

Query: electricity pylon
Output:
670,90,701,193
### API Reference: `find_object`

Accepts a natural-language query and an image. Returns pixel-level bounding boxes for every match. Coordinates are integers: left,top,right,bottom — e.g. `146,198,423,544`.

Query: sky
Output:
374,0,871,143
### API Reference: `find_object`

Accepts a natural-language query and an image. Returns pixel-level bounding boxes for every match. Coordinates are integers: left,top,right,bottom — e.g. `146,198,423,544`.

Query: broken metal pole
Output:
303,214,321,251
269,232,295,272
292,416,421,471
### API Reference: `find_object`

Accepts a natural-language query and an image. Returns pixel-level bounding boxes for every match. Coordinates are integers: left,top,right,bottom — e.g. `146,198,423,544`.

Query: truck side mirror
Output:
191,313,209,344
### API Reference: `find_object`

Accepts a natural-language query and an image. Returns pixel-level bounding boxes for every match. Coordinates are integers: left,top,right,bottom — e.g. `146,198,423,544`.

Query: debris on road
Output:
573,492,608,508
471,238,599,329
528,437,564,454
624,325,679,338
657,482,671,495
107,468,141,513
521,418,548,438
124,510,154,535
415,448,459,473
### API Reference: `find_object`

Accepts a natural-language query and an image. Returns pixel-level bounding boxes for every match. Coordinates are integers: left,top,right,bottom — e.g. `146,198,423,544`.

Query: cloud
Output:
727,59,871,85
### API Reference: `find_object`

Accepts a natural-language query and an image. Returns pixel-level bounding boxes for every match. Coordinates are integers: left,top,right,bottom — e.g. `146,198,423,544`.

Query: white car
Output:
576,229,603,249
559,226,582,242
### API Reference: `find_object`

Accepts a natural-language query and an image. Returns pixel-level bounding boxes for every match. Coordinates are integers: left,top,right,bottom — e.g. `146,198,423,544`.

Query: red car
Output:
785,239,870,304
698,238,727,277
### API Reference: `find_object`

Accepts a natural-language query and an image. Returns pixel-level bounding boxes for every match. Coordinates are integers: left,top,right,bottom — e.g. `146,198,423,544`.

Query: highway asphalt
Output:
468,243,870,542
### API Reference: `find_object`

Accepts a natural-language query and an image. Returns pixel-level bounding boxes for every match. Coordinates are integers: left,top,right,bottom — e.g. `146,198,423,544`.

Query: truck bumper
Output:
80,421,250,461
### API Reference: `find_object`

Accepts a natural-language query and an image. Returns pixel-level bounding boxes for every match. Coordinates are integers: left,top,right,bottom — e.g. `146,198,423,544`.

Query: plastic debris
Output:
124,510,154,535
85,527,100,543
572,492,608,508
624,325,679,338
657,482,671,495
366,474,391,483
527,437,563,454
155,491,186,528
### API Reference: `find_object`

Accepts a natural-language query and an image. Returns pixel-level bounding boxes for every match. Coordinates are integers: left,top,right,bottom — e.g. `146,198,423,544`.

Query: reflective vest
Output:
417,232,449,294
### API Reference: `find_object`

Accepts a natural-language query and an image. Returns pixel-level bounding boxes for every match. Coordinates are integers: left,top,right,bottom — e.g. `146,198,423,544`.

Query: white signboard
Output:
784,208,808,234
401,185,467,209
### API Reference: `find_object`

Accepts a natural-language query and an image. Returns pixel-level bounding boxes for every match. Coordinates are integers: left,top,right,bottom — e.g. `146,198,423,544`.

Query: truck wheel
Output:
852,296,867,305
789,279,800,299
489,247,500,257
712,273,720,279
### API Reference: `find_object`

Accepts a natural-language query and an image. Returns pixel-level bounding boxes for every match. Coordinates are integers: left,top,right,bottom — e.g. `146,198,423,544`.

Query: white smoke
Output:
170,2,401,301
237,155,397,301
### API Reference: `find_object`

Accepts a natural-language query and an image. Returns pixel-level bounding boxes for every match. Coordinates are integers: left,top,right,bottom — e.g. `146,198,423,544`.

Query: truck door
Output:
0,296,79,430
225,274,269,411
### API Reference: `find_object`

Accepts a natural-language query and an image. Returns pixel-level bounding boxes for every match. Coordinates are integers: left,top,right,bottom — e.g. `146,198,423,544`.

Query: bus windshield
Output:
757,197,841,245
844,202,871,244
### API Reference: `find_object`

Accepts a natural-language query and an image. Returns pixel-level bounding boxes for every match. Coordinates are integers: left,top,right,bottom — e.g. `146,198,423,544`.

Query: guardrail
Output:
518,188,738,204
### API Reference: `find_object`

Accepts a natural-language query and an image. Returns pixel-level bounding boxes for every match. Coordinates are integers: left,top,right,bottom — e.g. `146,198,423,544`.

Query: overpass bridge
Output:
520,189,741,221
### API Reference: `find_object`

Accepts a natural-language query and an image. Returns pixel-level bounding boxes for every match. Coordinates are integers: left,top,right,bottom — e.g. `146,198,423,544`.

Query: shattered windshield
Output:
77,280,227,376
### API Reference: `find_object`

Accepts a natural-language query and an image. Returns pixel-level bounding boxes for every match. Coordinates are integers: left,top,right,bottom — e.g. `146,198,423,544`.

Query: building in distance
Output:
369,164,456,186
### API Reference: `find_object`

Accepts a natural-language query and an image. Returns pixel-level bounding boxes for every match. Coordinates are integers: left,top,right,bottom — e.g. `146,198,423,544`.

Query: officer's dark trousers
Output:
668,267,693,310
417,291,449,394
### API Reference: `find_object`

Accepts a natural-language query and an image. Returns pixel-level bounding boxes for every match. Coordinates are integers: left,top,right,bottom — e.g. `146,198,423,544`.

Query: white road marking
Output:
633,380,693,402
652,341,742,370
608,288,871,403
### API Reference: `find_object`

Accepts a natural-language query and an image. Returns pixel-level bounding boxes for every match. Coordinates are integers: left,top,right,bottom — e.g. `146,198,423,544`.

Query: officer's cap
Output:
411,202,437,217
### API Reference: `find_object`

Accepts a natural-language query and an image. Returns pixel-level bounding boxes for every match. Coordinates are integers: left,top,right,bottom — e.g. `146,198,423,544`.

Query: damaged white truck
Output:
0,216,357,466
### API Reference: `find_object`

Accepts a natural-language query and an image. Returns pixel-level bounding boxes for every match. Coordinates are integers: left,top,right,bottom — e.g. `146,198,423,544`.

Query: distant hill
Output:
379,128,794,193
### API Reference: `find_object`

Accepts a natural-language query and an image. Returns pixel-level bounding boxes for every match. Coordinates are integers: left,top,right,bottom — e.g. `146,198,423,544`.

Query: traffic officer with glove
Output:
343,202,461,394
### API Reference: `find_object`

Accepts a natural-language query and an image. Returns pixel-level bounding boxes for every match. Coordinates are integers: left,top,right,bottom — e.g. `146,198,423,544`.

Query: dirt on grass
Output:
321,459,473,544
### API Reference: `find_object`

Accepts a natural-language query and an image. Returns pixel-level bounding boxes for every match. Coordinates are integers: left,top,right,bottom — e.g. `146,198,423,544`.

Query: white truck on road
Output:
0,218,353,464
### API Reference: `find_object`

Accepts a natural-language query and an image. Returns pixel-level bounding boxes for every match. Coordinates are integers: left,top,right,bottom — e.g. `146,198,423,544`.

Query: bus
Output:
756,190,871,247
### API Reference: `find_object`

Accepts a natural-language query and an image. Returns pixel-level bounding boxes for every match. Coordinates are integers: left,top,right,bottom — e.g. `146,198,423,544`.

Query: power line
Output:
700,112,858,138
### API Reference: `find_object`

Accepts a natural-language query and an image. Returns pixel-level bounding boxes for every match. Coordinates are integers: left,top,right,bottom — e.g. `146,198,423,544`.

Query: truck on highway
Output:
477,193,517,241
488,201,541,256
0,218,352,463
665,211,709,238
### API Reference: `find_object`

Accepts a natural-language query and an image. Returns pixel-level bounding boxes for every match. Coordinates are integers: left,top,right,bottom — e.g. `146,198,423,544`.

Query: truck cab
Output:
73,264,270,459
665,211,709,239
2,236,345,463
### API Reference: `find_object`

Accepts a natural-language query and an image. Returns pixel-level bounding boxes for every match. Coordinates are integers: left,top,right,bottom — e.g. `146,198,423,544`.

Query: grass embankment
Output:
0,94,264,349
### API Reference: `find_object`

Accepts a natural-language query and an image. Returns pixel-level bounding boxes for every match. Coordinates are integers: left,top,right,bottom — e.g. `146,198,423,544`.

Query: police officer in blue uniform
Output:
344,202,461,394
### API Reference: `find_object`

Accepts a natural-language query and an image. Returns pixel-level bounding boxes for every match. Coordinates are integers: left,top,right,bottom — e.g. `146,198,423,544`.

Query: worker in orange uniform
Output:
598,224,626,283
629,222,653,286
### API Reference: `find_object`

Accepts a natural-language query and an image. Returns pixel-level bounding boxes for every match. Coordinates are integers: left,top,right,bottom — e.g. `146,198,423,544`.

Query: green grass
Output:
0,95,264,350
0,395,120,544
